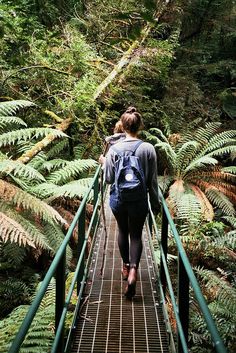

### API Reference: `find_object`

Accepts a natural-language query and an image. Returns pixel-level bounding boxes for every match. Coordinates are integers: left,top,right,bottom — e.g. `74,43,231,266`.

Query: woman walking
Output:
100,107,160,299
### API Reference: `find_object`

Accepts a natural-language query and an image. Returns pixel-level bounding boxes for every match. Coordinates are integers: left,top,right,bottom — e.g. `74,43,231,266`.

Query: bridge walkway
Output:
71,198,169,353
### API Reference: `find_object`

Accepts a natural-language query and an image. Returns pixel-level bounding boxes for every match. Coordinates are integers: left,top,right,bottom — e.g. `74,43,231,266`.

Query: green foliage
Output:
0,282,55,353
147,123,236,219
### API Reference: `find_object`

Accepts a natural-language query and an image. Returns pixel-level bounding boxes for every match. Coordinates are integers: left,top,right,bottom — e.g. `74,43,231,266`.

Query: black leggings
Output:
112,203,148,268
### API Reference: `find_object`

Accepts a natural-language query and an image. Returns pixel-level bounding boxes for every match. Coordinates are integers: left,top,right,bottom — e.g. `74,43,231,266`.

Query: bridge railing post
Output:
177,253,190,353
77,206,86,295
160,209,168,295
55,253,66,353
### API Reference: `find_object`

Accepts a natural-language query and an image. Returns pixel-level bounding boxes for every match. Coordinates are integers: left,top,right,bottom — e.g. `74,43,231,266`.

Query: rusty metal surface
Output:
71,201,169,353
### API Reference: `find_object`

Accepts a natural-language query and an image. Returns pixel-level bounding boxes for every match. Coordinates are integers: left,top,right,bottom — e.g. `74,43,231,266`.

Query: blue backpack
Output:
111,140,147,202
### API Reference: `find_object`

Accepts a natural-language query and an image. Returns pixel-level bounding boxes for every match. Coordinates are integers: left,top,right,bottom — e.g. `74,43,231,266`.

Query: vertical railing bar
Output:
160,209,168,294
55,253,66,353
177,254,189,353
77,206,86,295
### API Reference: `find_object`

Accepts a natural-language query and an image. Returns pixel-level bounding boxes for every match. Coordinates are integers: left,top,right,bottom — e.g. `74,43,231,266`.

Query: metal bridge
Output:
8,166,227,353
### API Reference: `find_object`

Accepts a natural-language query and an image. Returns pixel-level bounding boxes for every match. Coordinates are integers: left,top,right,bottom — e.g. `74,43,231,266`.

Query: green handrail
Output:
147,189,227,353
8,166,101,353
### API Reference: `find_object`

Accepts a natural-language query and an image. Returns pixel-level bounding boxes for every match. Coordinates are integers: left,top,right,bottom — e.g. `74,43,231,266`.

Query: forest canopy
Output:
0,0,235,352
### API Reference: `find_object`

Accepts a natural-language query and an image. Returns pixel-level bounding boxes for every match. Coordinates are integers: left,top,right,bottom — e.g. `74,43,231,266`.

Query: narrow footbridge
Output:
9,167,226,353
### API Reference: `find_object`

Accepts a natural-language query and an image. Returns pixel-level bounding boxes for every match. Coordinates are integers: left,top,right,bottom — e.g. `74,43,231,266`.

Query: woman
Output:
100,107,160,299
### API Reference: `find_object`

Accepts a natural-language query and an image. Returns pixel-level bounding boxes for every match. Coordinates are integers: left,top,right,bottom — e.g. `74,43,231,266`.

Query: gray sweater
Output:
104,138,160,211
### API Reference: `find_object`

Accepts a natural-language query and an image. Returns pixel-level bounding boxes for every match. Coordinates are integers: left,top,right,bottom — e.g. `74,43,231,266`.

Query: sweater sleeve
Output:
147,146,160,213
104,149,115,184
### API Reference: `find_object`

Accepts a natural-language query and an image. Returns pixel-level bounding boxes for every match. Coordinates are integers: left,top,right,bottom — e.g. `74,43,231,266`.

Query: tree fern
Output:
148,124,236,219
46,159,97,185
0,100,35,116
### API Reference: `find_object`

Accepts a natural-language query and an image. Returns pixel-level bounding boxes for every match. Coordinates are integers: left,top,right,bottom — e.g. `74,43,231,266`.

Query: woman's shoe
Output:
122,263,130,280
125,267,137,299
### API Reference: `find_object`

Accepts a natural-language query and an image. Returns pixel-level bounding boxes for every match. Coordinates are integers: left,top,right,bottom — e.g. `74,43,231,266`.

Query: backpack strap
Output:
111,140,143,156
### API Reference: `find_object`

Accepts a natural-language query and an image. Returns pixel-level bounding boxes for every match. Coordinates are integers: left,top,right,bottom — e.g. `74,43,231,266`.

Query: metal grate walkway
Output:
71,198,169,353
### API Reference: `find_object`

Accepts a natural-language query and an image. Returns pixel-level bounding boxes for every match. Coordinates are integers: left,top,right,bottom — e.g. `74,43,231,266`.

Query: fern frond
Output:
184,156,218,174
40,159,68,172
74,144,87,159
187,166,236,182
29,183,58,199
42,223,72,260
185,122,221,144
195,267,236,312
47,159,97,185
45,140,69,159
0,202,54,251
196,180,236,203
1,242,27,267
0,128,68,147
144,130,164,145
212,232,236,250
206,188,235,216
0,279,32,319
207,145,236,158
0,160,45,182
176,141,200,173
154,142,176,171
0,180,66,225
222,166,236,174
205,130,236,151
0,100,35,116
222,216,236,228
0,211,35,247
0,116,27,132
149,128,169,143
47,178,93,200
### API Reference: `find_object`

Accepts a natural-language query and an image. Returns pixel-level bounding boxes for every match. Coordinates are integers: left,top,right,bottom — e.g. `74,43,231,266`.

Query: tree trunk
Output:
17,118,72,164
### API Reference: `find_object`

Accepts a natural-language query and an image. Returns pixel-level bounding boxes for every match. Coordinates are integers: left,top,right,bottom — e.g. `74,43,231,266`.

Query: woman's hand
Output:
99,154,106,165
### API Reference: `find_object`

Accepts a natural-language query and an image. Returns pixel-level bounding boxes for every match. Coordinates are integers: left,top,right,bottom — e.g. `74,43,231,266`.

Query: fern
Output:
0,211,35,247
0,100,35,116
0,160,45,182
45,140,69,159
0,116,27,132
184,156,218,174
47,178,94,200
0,128,68,148
0,279,31,318
184,122,221,144
222,166,236,174
47,159,97,185
149,128,169,143
206,188,235,216
40,159,68,172
1,242,27,267
175,141,199,172
195,267,236,312
0,179,66,225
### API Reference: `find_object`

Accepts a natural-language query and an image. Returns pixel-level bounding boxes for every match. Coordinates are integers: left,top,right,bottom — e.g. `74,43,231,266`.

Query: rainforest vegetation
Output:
0,0,235,352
